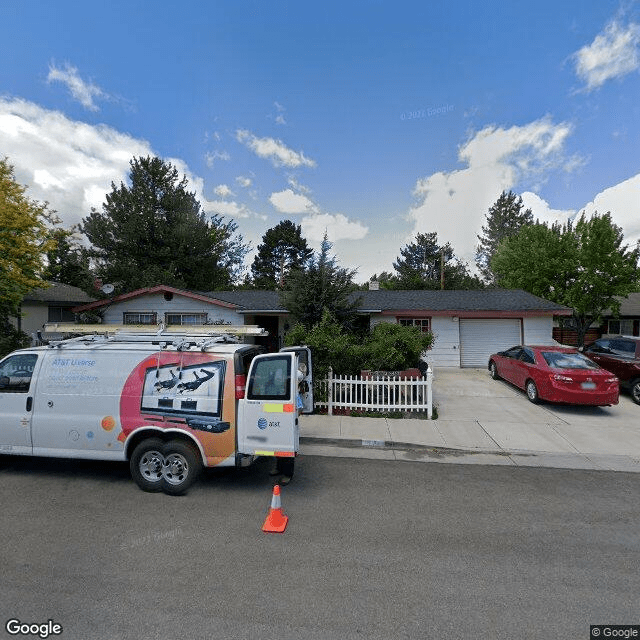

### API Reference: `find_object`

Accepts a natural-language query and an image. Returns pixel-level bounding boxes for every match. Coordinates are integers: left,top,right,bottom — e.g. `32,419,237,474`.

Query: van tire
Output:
161,440,202,496
130,438,165,492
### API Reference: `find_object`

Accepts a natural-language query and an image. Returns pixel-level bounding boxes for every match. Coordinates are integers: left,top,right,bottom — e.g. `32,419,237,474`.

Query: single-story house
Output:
16,282,95,339
552,293,640,346
600,293,640,337
71,285,571,368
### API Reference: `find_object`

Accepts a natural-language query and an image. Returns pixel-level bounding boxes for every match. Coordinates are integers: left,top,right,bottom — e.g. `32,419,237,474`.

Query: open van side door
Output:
236,352,300,457
279,346,313,414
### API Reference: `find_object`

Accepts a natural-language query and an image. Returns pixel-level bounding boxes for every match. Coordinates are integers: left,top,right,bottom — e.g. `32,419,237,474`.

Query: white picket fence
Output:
315,366,433,418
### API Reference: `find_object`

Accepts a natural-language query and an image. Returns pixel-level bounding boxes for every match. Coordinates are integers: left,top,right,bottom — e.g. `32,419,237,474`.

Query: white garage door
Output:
459,319,522,368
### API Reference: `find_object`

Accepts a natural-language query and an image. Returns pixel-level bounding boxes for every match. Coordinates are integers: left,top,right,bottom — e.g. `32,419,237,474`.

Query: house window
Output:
608,319,635,335
123,312,157,325
165,313,208,326
48,306,76,322
397,317,431,332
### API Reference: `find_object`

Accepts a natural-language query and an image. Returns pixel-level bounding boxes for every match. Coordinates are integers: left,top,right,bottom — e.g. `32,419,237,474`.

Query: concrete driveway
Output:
432,367,640,470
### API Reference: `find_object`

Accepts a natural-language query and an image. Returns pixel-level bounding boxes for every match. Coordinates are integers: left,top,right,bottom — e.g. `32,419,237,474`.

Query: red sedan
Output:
488,345,619,405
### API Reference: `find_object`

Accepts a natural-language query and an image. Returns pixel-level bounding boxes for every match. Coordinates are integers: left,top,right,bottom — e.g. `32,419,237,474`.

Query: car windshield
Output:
542,352,600,370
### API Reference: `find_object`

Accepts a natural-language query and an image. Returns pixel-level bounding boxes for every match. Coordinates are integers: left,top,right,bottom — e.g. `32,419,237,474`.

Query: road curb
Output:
299,435,515,457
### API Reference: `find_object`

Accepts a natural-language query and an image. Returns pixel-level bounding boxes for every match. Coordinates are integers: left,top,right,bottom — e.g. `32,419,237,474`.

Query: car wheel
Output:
631,379,640,405
130,438,165,492
525,380,539,403
489,361,500,380
161,440,202,496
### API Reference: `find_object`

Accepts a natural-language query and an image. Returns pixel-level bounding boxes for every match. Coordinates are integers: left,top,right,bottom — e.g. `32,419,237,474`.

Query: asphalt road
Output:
1,453,639,640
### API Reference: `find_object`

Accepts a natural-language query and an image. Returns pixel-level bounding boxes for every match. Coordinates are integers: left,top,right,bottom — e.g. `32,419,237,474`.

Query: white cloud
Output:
301,213,368,244
272,101,287,125
47,62,106,111
0,97,249,229
520,192,576,225
287,176,312,194
269,188,318,214
236,175,252,188
408,118,575,265
573,19,640,91
203,199,253,219
214,184,234,198
580,174,640,247
236,129,316,168
0,97,151,224
205,150,230,167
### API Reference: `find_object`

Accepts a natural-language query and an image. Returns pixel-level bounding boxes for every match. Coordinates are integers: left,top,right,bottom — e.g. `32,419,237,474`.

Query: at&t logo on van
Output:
257,418,268,430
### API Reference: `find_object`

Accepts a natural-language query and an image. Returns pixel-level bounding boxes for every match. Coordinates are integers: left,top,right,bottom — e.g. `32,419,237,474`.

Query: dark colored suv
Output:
584,336,640,404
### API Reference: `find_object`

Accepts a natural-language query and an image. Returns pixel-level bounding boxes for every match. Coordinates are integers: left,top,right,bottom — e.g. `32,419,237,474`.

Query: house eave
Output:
380,309,572,318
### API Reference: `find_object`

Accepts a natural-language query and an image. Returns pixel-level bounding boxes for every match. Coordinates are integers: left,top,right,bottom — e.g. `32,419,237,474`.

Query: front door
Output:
237,352,299,456
0,353,40,454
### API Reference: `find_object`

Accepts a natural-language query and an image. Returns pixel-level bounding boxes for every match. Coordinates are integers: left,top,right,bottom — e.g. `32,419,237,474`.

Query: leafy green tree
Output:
0,158,56,354
476,190,534,284
280,232,360,330
82,156,249,293
250,220,313,289
491,212,640,347
392,232,483,289
44,226,95,293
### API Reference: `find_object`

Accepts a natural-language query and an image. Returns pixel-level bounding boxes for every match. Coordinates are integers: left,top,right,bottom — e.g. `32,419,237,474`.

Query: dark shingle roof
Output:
205,289,570,314
354,289,570,313
24,282,95,304
205,290,284,311
609,293,640,316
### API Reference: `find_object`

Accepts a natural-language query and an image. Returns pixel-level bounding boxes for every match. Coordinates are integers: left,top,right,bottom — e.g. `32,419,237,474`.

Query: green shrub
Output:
285,308,433,378
361,322,433,372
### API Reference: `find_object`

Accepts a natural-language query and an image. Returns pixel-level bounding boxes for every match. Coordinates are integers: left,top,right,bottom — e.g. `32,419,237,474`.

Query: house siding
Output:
101,293,243,325
523,316,555,345
427,317,461,367
16,304,49,337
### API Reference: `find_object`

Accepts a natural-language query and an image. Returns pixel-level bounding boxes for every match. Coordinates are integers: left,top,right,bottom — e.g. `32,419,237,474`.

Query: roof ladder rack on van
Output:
43,322,267,340
48,334,111,348
46,331,246,350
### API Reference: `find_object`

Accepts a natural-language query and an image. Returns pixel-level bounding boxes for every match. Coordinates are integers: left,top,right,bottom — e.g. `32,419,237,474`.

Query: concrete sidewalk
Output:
299,367,640,472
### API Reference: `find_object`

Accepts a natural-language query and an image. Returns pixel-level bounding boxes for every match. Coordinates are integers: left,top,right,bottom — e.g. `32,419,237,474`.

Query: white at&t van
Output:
0,329,313,495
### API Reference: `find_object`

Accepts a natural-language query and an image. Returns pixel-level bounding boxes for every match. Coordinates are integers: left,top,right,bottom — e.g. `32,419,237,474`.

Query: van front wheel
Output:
161,440,202,496
130,438,165,492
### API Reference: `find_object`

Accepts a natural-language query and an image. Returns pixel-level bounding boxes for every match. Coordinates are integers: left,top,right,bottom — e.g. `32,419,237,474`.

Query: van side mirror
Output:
0,376,9,389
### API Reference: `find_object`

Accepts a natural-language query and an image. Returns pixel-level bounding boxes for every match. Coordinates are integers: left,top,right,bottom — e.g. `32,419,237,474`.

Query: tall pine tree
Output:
82,156,248,293
280,232,359,330
392,232,483,289
44,226,95,294
476,190,533,285
250,220,313,289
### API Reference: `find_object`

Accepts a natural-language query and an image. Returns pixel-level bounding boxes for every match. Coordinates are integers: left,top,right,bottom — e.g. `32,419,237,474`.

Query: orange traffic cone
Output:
262,484,288,533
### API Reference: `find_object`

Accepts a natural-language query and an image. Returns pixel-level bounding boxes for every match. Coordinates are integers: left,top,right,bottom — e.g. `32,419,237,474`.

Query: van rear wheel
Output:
161,440,202,496
130,438,165,492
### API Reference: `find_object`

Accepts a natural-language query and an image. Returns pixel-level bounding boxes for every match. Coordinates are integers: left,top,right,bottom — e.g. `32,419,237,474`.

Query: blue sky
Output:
1,0,639,283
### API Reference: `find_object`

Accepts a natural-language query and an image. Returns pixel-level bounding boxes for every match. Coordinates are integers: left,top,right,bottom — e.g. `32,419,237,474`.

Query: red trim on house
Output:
72,285,239,313
381,309,572,318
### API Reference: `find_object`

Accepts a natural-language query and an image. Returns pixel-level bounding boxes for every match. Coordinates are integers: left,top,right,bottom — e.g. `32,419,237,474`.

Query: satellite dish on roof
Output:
101,284,115,295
